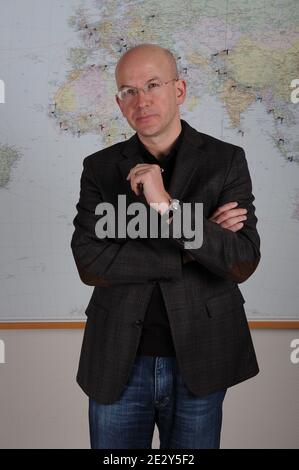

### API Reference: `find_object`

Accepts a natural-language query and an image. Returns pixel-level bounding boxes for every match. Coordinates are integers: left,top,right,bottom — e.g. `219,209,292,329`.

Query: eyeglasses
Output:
116,78,179,102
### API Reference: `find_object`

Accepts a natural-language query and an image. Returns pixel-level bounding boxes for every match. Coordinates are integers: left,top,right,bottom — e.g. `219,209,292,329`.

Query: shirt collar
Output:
137,121,185,163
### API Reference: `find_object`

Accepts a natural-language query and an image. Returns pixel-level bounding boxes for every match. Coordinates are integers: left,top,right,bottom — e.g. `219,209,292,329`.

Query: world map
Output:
0,0,298,321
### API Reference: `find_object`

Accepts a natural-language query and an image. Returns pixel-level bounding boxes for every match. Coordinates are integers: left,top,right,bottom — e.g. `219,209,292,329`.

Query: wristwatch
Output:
167,198,180,212
164,198,180,223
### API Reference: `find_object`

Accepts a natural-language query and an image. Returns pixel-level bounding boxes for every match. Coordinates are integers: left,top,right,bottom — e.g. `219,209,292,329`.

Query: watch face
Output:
172,199,180,210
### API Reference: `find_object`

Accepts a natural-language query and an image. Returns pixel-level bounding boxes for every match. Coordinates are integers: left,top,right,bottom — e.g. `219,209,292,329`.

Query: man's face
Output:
115,50,186,138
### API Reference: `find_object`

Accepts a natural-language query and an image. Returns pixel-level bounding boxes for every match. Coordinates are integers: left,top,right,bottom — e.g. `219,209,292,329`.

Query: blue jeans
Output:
89,355,226,449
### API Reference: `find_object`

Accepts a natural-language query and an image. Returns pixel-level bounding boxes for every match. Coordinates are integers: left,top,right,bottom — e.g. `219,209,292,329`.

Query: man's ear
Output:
176,79,186,104
115,95,120,108
115,95,124,115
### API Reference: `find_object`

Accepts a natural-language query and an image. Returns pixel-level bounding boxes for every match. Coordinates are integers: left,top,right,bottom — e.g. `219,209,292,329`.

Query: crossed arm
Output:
71,158,182,286
71,148,260,286
164,147,261,282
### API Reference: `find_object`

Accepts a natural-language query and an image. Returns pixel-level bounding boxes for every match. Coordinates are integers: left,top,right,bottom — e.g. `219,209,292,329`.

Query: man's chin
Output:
134,121,161,136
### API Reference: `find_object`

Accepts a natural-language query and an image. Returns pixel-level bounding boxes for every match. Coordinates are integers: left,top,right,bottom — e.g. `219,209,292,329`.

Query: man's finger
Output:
131,174,144,195
126,164,148,180
220,215,247,228
226,222,244,232
126,163,158,180
210,201,238,219
214,210,247,225
210,207,246,223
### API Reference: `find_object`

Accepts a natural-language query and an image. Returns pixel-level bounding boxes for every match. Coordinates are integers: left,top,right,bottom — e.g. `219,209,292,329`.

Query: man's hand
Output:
127,163,171,214
209,201,247,232
126,167,247,262
182,202,247,264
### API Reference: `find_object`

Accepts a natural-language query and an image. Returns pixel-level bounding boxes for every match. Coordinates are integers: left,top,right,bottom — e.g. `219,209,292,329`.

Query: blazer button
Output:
134,319,143,328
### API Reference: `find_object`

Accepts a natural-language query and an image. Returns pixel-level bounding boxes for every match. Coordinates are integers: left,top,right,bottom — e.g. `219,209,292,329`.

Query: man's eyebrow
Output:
119,77,161,89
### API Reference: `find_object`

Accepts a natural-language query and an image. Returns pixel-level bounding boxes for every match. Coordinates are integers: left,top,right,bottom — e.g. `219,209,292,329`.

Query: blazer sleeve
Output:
71,156,182,286
162,146,261,283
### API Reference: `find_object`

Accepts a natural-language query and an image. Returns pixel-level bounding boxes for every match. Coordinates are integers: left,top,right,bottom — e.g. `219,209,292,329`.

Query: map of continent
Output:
52,0,299,166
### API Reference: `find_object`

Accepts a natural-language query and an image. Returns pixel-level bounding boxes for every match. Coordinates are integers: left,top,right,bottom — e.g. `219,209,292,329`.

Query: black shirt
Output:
136,123,185,357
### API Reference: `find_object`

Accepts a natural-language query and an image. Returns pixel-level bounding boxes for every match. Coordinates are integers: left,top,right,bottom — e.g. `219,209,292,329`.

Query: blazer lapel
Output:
167,121,205,200
117,134,148,205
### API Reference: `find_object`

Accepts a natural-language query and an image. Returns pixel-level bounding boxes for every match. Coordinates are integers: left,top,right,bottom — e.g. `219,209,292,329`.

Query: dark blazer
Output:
71,119,261,404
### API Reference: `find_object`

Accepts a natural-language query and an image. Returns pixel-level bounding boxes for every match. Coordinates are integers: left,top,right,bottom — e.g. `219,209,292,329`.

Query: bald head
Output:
115,44,179,88
114,43,186,141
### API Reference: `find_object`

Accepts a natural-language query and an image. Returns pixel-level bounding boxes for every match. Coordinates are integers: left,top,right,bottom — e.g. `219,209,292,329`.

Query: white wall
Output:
0,329,298,449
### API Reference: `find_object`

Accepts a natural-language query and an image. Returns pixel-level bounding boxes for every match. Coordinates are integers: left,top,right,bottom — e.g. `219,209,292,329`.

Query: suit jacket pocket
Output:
205,287,245,318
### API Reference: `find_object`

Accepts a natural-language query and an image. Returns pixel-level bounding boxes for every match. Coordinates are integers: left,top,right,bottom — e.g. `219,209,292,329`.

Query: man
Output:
71,43,260,449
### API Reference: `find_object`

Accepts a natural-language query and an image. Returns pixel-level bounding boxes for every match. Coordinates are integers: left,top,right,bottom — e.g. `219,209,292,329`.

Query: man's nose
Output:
135,89,151,108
